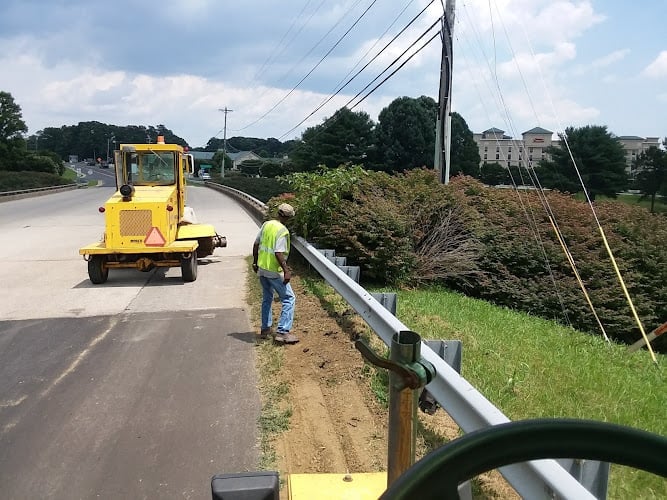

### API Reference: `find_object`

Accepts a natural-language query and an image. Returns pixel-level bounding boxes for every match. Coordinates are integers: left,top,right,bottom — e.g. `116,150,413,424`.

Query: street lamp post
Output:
107,135,115,163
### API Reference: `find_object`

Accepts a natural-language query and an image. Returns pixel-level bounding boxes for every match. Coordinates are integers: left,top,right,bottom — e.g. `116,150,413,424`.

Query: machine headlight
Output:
120,184,134,200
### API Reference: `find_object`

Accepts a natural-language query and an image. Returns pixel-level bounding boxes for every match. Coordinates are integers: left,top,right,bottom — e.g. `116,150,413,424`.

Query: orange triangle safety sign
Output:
145,227,166,246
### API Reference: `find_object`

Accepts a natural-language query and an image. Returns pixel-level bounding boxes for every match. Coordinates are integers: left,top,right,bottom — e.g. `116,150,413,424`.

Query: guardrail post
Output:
338,265,360,282
327,256,347,266
557,459,609,499
355,331,436,488
387,331,422,485
318,249,336,258
371,293,397,316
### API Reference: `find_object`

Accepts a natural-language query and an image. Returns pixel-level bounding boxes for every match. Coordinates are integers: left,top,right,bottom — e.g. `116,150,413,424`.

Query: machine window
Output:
134,152,176,185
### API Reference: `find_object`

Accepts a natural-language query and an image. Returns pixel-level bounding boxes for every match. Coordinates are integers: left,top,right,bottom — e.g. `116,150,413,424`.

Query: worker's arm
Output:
275,251,291,284
252,242,259,273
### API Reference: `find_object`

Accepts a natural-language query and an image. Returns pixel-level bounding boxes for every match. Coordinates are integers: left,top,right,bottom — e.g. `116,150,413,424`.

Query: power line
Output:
278,0,435,141
348,21,441,109
277,22,440,153
252,0,317,83
249,0,329,102
232,0,379,133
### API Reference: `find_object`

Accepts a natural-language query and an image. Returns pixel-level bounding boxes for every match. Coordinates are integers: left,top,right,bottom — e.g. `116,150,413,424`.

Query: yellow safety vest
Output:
258,220,290,273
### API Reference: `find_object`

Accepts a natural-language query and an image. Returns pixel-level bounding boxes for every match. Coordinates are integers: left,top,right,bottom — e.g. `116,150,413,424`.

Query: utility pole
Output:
219,107,233,178
106,135,115,163
434,0,455,184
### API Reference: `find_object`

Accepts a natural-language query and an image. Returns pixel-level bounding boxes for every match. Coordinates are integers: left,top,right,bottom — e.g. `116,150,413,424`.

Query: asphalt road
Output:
0,185,262,499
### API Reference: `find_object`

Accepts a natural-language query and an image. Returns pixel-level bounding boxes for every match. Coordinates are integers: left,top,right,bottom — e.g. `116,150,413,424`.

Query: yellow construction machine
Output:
79,137,226,284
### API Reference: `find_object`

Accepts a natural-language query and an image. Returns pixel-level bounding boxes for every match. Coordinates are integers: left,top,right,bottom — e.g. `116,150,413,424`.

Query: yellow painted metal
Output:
176,223,218,240
287,473,386,500
78,239,198,255
122,143,184,153
79,141,219,282
101,186,179,249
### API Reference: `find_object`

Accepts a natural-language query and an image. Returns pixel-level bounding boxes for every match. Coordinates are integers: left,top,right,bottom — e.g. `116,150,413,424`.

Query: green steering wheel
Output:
381,418,667,499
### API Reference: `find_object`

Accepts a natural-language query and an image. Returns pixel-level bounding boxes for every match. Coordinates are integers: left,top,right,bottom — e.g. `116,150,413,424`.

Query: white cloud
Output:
457,0,604,48
592,49,630,68
642,51,667,78
1,0,661,145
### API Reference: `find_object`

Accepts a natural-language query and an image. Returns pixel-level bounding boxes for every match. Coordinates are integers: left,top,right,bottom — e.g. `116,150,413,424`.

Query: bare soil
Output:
252,268,518,498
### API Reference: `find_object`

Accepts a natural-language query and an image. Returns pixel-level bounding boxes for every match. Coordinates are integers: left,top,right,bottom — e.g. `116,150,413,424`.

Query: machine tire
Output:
181,252,198,282
88,255,108,284
196,237,214,258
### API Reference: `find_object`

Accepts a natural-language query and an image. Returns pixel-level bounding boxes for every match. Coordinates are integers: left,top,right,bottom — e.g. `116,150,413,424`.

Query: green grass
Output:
255,259,666,497
393,285,666,499
575,192,667,213
62,168,77,182
245,256,293,471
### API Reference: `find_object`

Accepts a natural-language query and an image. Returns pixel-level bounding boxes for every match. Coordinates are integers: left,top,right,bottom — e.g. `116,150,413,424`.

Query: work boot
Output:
259,328,272,339
273,332,299,344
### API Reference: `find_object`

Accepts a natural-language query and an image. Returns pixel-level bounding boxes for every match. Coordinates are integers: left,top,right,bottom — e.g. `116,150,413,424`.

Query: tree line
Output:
1,88,666,208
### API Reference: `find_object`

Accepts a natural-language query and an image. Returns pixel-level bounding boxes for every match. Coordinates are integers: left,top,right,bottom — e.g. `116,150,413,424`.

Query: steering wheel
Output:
380,419,667,499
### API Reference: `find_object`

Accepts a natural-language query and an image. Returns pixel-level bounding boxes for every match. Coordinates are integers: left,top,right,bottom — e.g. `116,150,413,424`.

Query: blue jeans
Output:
260,276,296,333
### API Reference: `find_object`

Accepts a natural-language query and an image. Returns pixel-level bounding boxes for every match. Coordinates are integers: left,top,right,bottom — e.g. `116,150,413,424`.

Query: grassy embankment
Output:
575,192,667,214
288,268,666,499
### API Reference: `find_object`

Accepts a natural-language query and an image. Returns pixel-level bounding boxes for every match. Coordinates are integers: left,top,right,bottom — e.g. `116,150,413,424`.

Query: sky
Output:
0,0,665,148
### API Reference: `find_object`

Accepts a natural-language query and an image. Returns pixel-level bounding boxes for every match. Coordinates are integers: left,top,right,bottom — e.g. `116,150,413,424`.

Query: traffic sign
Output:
144,227,166,246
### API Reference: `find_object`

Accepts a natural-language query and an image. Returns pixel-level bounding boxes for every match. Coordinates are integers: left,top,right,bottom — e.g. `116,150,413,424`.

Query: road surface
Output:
0,185,262,499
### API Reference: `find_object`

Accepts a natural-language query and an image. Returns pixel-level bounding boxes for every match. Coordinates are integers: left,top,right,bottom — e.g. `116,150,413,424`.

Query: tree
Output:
238,158,262,177
479,162,507,185
260,159,293,178
537,125,628,201
212,150,233,172
374,96,436,172
0,91,28,168
634,145,667,213
449,111,481,177
290,107,375,171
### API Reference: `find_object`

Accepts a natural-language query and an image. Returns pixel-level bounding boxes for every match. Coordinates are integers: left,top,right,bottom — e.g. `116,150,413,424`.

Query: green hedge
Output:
0,170,74,191
217,175,289,203
279,168,667,350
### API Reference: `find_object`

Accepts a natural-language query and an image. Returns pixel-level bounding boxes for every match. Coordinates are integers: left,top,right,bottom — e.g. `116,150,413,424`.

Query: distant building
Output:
617,136,660,176
472,127,558,169
226,151,262,170
191,151,215,162
473,128,660,175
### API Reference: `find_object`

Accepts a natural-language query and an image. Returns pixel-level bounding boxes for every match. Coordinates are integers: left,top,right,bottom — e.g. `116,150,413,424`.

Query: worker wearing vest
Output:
252,203,298,344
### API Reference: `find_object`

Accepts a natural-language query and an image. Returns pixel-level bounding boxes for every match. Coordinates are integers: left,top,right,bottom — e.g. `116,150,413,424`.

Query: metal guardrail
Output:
206,181,596,499
0,184,78,202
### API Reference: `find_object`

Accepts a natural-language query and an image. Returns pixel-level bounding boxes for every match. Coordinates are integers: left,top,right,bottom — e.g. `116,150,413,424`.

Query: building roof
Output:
523,127,552,135
617,136,645,140
227,151,261,161
191,151,215,160
483,127,505,134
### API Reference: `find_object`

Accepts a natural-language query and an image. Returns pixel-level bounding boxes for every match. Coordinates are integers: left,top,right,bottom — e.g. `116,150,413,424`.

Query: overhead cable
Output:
348,20,441,109
232,0,378,133
279,0,435,140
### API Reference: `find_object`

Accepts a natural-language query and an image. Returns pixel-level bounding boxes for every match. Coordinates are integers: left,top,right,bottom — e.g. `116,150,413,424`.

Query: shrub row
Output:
279,167,667,350
217,174,289,203
0,170,74,191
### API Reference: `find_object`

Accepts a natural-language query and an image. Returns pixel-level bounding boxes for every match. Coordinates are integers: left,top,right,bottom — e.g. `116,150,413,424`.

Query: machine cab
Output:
114,137,182,189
